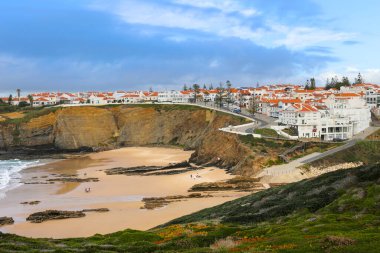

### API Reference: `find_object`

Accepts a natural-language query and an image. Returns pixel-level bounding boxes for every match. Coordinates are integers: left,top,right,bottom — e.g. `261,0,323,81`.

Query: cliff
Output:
0,105,255,174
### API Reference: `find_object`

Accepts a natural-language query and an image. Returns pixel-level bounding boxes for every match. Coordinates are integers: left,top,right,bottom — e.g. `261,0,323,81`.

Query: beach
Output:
0,147,247,238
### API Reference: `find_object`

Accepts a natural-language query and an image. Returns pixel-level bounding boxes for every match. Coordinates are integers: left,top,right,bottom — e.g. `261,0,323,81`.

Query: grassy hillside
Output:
162,163,380,226
366,129,380,140
308,141,380,168
1,163,379,252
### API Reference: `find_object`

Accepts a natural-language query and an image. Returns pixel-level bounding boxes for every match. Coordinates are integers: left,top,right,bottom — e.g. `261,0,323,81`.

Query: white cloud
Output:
173,0,259,17
269,22,354,50
90,0,263,42
89,0,354,51
209,59,220,68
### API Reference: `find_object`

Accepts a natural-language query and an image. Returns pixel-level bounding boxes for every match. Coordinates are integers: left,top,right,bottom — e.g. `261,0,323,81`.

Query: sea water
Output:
0,159,41,199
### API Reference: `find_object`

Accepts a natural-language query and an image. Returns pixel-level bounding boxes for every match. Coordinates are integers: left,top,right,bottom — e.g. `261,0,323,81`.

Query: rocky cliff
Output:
0,105,255,174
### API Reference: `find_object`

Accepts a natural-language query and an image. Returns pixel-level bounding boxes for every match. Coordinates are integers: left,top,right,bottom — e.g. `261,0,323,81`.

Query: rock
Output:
0,217,14,226
47,177,99,183
307,217,317,222
189,177,263,192
162,161,191,169
21,201,41,205
106,162,201,176
26,210,86,223
141,193,212,210
82,208,109,213
106,166,161,175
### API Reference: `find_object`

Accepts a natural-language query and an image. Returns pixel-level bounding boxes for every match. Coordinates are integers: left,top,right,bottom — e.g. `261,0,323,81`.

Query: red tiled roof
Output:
292,103,318,112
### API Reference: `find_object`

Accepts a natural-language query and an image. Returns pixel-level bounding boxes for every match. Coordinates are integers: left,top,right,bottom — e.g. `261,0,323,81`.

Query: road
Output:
194,101,274,131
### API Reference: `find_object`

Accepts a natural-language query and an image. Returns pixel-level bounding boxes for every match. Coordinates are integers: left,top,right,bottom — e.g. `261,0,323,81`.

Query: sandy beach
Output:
0,147,247,238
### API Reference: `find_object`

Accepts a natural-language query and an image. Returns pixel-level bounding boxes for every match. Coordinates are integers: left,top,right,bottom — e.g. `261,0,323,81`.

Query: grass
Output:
101,104,204,111
0,107,61,125
283,128,298,136
309,141,380,168
1,164,379,252
366,129,380,140
253,128,279,138
289,142,342,161
162,163,380,226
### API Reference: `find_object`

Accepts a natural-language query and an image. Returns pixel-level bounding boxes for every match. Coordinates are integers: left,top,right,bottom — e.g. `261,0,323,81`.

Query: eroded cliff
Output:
0,105,256,174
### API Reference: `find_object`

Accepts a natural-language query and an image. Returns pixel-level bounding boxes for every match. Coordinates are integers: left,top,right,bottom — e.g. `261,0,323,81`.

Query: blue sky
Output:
0,0,379,94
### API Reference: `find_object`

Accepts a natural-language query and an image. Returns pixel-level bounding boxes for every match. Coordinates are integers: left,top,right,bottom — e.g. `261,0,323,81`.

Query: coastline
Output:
0,147,248,239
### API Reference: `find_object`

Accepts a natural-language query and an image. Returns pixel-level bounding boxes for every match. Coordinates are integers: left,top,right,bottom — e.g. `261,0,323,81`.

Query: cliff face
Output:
0,105,253,174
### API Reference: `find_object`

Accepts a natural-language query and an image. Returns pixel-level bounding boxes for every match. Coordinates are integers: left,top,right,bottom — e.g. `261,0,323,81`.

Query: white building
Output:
365,89,380,108
279,96,371,140
324,94,371,134
158,90,192,103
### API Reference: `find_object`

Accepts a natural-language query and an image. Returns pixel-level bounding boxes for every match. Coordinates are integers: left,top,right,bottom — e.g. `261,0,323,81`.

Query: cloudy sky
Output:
0,0,379,94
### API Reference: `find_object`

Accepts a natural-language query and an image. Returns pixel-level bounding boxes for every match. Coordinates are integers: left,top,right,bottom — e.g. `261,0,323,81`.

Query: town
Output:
1,77,379,142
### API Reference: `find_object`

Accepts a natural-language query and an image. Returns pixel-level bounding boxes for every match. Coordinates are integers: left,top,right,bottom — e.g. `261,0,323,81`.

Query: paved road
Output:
195,101,274,129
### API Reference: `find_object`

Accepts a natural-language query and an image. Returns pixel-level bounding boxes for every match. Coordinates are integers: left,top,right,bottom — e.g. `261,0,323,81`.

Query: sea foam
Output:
0,159,41,199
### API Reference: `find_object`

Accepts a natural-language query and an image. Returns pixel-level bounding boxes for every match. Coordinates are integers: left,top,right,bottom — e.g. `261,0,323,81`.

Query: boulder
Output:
26,210,86,223
0,217,14,226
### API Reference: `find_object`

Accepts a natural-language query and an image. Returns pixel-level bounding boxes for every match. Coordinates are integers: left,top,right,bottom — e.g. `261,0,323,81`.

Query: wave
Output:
0,160,43,199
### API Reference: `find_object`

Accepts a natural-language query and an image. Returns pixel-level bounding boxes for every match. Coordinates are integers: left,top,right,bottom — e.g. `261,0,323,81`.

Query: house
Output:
122,94,142,104
88,94,107,105
143,92,159,102
365,89,380,108
324,94,371,134
33,97,50,107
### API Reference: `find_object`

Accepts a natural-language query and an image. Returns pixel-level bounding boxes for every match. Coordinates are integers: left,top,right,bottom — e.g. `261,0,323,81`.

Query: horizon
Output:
1,0,380,94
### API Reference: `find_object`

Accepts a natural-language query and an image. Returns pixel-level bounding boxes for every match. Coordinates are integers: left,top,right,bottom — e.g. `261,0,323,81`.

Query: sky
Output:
0,0,380,94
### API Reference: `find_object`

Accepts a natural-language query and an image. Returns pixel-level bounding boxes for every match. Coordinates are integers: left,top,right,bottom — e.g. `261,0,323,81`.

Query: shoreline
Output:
0,147,248,239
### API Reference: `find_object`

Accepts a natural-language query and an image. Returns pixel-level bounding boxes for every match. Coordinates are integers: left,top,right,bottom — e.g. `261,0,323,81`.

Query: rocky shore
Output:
189,177,264,192
141,193,212,210
0,217,14,226
105,161,203,176
26,209,110,223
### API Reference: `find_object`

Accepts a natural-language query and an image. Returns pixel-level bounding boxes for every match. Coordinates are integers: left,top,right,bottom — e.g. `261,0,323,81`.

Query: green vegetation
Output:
1,107,61,125
309,141,380,168
163,163,380,226
289,142,341,161
282,127,298,136
101,104,203,112
1,164,379,252
253,128,278,138
366,129,380,140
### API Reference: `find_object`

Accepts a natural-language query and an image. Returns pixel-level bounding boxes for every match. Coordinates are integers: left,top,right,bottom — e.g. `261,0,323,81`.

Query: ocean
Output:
0,159,42,199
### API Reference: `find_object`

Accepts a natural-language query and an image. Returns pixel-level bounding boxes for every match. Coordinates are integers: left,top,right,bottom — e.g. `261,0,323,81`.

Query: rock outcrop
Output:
141,193,212,210
26,209,110,223
189,177,264,192
105,161,201,176
0,217,14,226
26,210,86,223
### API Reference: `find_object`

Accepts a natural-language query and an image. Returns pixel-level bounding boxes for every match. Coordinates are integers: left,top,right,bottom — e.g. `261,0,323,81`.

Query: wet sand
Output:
0,147,247,238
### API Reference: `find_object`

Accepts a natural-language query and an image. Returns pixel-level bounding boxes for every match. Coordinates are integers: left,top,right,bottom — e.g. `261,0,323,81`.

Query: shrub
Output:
210,237,239,250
